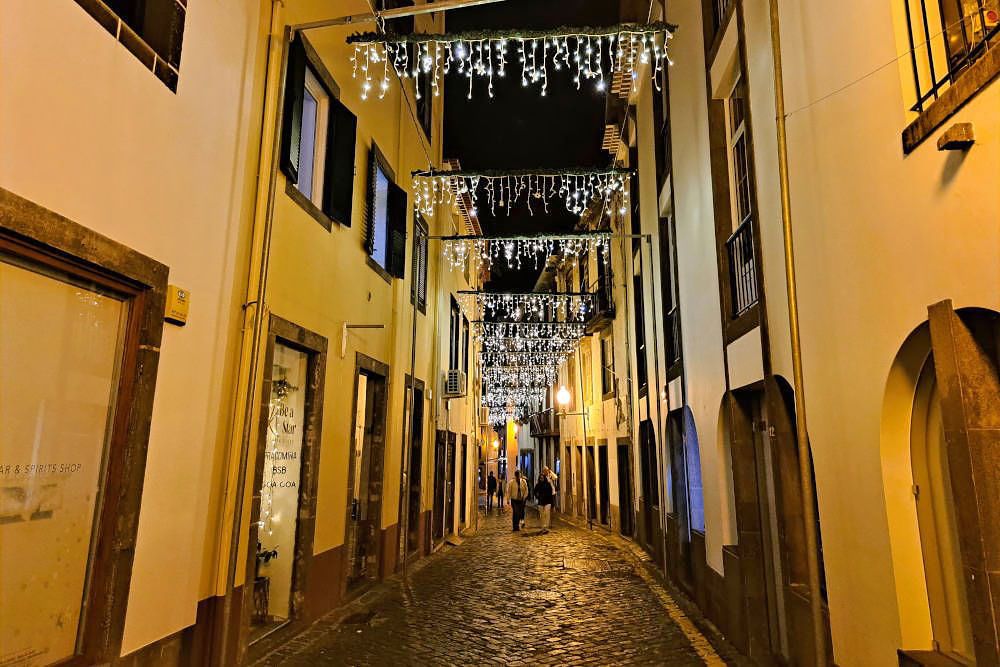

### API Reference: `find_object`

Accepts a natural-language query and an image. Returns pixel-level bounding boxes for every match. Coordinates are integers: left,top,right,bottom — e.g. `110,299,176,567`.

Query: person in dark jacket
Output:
535,472,555,533
487,471,497,513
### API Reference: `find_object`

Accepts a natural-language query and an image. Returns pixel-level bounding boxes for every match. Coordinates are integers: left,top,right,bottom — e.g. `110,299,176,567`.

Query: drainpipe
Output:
766,1,827,664
214,1,289,662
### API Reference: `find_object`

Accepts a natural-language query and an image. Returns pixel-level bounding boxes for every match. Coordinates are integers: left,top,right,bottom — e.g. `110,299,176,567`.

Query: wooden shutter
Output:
412,220,427,310
322,97,357,226
363,147,377,255
279,35,307,184
386,182,408,279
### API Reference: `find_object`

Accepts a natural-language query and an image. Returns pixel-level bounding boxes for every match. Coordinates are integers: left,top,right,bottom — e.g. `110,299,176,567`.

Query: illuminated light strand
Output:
347,23,675,101
458,291,595,322
482,350,571,367
476,321,587,339
441,232,611,272
413,170,630,218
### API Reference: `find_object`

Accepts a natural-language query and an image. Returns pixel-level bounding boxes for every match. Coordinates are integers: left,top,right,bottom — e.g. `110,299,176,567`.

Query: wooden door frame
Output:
398,375,425,561
343,352,389,595
0,188,168,665
240,315,327,659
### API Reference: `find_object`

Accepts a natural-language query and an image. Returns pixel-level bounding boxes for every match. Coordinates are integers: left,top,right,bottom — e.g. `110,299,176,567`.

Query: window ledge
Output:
285,181,334,231
366,255,393,284
903,46,1000,154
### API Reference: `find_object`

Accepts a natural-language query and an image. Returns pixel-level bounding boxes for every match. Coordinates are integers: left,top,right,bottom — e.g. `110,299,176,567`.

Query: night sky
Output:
443,0,619,291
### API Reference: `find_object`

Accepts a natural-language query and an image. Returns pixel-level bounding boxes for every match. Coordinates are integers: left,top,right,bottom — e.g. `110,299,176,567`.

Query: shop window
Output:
0,254,128,663
251,342,309,641
74,0,185,90
364,144,407,278
280,35,358,228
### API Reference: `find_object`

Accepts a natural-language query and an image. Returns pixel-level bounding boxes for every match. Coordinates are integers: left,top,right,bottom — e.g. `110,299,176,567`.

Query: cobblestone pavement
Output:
254,511,743,666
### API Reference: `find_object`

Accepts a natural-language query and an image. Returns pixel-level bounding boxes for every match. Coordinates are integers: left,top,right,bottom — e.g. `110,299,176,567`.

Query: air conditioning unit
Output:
443,369,467,398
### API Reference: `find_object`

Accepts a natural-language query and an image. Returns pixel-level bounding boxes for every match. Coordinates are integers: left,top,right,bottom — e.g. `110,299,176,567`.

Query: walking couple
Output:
507,467,556,534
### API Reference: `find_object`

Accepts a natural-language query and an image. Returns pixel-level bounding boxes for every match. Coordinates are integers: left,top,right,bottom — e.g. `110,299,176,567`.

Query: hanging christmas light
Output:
479,335,578,354
476,321,587,340
481,365,559,387
481,350,570,367
347,22,676,101
459,291,595,322
414,169,630,218
441,231,612,272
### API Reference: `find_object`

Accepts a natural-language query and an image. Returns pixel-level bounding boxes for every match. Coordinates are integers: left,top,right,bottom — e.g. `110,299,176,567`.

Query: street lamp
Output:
556,385,571,408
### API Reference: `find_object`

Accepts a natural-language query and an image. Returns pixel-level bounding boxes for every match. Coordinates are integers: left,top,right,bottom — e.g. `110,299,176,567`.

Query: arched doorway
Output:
911,357,974,661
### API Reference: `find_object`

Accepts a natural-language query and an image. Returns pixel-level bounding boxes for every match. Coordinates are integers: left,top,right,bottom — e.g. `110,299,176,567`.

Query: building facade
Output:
574,0,1000,665
0,0,480,664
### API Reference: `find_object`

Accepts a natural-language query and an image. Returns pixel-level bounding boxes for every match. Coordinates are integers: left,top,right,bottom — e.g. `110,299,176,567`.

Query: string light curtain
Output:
441,231,612,271
459,291,595,322
348,22,676,100
414,169,630,218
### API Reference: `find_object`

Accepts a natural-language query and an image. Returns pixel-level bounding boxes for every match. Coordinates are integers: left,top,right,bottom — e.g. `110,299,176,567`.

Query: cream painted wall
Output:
773,1,999,661
0,0,266,654
658,0,1000,662
662,0,730,575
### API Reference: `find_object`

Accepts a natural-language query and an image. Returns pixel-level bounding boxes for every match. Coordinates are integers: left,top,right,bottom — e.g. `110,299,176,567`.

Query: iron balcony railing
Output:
713,0,734,33
726,218,758,319
529,407,559,437
904,0,999,112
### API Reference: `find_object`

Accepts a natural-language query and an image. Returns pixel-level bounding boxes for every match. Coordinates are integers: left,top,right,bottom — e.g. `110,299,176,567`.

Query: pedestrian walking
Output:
496,473,505,513
487,471,497,513
535,472,554,533
508,470,528,532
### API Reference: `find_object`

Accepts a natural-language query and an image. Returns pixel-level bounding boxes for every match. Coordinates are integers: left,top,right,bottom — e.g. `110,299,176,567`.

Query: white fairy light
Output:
412,169,630,218
347,23,675,101
440,233,611,273
458,291,595,322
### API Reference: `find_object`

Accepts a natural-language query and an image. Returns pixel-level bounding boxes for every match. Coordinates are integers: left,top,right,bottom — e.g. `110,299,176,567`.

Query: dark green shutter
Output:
386,183,408,279
322,97,357,226
279,35,307,184
363,147,377,255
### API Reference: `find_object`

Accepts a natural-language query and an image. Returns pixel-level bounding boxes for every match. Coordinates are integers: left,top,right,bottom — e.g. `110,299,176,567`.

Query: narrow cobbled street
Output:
254,512,742,666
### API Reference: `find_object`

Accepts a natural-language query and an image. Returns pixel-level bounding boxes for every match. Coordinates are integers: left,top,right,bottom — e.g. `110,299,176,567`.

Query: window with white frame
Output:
295,68,329,206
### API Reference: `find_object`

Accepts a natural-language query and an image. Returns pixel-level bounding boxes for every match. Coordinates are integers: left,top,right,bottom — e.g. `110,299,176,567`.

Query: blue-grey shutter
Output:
279,35,307,184
363,148,377,255
322,97,357,226
386,183,407,279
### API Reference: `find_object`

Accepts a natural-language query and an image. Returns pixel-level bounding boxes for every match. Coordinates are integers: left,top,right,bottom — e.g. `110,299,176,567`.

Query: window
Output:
280,35,359,228
633,268,648,394
600,333,615,398
462,317,470,378
449,298,461,370
295,69,329,205
724,72,759,318
416,70,434,141
628,109,642,252
412,216,429,313
904,0,999,114
74,0,186,90
651,68,672,193
579,248,590,293
364,144,407,278
581,344,593,406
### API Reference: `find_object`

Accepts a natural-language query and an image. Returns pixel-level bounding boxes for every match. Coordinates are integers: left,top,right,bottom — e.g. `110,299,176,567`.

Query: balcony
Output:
529,408,560,438
585,275,615,334
725,218,758,319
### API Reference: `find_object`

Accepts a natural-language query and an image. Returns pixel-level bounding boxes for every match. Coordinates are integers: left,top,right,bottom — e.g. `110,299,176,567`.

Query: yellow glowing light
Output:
556,385,571,406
